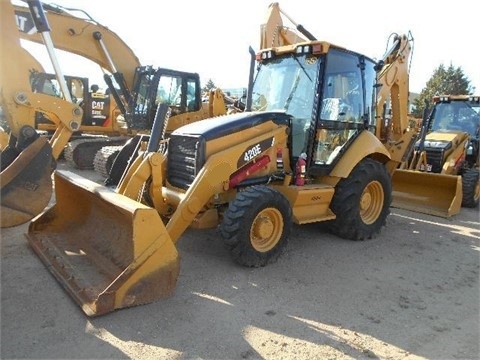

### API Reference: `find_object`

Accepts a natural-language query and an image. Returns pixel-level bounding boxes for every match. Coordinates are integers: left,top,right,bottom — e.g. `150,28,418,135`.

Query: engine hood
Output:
171,111,291,141
420,130,469,150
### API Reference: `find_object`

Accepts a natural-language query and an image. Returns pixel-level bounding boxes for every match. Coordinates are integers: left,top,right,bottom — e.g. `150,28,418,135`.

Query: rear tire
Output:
328,158,391,240
461,168,479,208
220,185,292,267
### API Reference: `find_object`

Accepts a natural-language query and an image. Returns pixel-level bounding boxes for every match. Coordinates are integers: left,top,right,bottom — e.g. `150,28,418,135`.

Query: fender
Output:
330,130,391,179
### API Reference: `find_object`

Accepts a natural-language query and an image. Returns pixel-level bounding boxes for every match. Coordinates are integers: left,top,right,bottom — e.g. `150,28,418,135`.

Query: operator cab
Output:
250,43,377,176
127,66,202,130
429,95,480,137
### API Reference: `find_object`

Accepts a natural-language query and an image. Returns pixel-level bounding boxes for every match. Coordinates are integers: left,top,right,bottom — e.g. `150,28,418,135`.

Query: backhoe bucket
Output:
391,169,462,218
25,170,180,317
1,137,53,228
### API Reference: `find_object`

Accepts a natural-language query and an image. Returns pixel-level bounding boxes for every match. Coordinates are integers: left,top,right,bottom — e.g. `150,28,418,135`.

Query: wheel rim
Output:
360,180,384,225
250,207,284,252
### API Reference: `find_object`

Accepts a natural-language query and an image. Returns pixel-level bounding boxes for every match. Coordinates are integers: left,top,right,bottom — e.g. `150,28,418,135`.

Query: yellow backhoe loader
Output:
392,94,479,214
8,2,455,317
25,0,434,316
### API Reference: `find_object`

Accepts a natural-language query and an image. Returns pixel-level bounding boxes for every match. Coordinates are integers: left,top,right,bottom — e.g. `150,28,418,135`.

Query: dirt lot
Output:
1,164,479,360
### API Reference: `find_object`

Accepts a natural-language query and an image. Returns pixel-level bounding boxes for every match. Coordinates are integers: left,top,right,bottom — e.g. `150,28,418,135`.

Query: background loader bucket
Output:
26,170,180,317
391,169,462,218
1,137,53,228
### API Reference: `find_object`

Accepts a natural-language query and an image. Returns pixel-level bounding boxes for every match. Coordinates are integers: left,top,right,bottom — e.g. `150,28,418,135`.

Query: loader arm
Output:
25,111,289,316
117,122,289,244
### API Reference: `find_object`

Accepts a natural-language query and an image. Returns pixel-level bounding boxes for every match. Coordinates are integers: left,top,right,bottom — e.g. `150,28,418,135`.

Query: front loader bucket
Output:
1,137,53,228
391,169,462,218
25,170,180,317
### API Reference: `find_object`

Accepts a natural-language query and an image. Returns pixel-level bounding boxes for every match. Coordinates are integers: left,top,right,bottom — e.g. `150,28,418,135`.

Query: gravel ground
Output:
1,164,479,360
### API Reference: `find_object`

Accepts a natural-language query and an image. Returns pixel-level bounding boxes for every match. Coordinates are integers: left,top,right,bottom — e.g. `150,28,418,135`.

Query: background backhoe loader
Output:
392,94,479,214
24,1,435,317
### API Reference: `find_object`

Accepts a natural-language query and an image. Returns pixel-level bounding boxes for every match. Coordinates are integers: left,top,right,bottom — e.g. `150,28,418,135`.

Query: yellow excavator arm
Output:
13,1,140,87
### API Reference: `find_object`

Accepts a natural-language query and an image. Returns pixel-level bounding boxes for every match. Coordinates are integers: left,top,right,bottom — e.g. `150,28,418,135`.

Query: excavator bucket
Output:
25,170,180,317
1,137,53,228
391,169,462,218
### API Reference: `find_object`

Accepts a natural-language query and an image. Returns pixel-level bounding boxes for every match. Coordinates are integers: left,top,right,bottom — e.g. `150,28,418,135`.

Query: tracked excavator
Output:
12,0,231,172
392,94,479,213
11,0,141,171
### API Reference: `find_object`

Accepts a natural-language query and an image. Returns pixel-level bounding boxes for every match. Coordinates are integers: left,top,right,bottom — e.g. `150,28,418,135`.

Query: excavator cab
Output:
125,66,203,131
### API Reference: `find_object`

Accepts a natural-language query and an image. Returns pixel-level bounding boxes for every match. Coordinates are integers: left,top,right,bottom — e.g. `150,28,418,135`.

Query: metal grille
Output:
167,135,203,190
425,149,445,173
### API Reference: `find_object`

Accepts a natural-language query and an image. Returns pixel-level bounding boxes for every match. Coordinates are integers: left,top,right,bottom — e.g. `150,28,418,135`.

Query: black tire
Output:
461,168,480,208
328,158,391,240
220,185,292,267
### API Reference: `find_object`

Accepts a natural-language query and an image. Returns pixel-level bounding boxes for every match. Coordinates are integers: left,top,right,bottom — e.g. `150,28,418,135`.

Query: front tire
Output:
220,185,292,267
461,168,480,208
328,158,391,240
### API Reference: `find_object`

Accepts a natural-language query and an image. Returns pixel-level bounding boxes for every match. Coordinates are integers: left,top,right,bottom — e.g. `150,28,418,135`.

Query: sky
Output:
17,0,479,95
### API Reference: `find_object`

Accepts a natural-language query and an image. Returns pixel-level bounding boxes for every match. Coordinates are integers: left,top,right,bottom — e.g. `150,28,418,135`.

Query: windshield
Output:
251,54,320,157
251,54,319,118
430,100,480,136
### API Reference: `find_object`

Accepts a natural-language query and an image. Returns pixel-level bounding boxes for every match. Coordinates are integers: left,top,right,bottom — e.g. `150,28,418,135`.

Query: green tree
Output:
412,64,474,117
202,79,216,93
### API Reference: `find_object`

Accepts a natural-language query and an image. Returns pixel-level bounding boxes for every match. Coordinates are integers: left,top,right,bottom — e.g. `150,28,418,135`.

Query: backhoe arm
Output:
374,32,416,167
260,2,315,49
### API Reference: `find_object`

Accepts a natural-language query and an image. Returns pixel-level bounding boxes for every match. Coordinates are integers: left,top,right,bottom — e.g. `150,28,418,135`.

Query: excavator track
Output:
93,145,124,178
64,136,128,170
